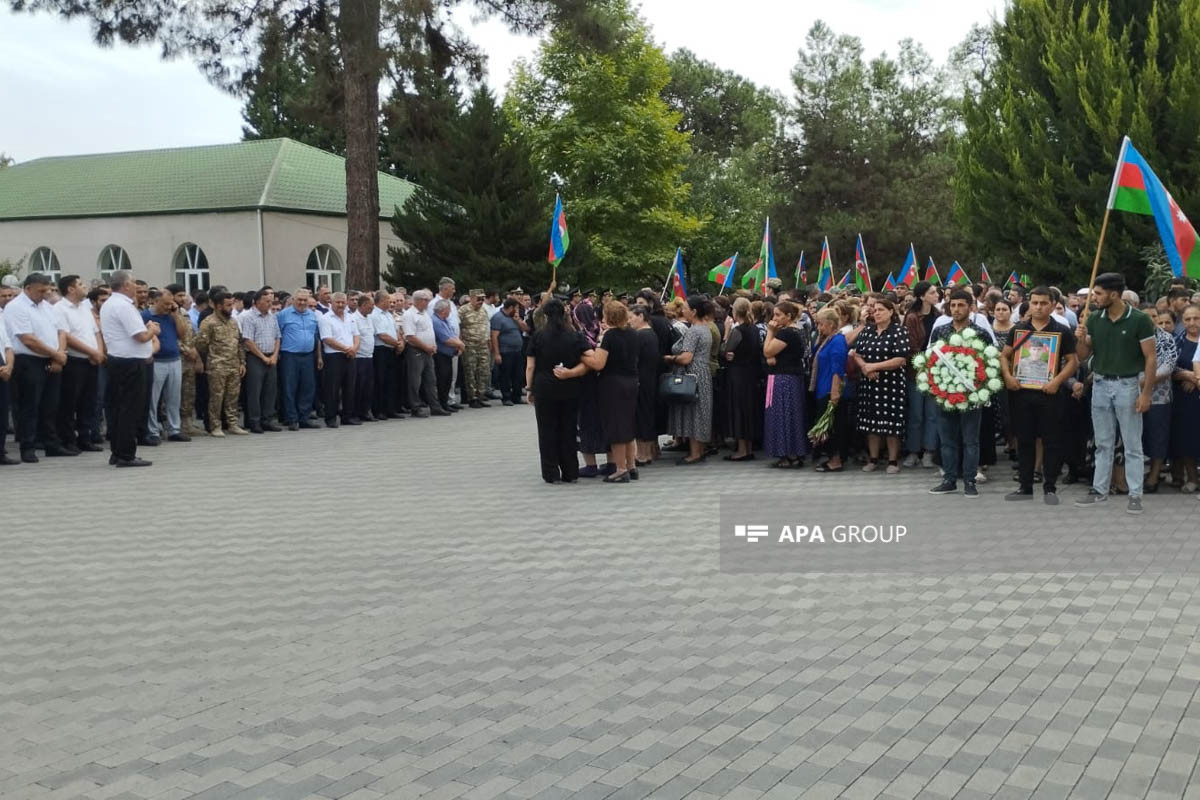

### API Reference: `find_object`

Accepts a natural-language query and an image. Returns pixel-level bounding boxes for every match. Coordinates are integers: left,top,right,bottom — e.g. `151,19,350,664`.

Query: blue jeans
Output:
279,351,316,424
1092,376,1144,497
937,407,981,483
906,378,939,454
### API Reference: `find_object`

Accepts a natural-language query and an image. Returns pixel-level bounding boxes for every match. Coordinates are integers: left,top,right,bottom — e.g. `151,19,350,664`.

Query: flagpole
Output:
1084,137,1131,323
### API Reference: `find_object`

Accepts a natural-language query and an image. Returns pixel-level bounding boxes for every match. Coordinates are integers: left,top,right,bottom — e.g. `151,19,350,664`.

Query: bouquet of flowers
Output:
808,400,837,445
911,328,1003,412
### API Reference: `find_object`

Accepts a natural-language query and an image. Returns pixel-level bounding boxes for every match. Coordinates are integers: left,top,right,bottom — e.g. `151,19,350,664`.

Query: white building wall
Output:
261,211,404,291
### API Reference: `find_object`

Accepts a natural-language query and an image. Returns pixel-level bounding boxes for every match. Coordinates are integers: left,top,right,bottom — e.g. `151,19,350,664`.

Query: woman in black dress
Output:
580,302,640,483
720,297,763,461
526,299,588,484
630,305,662,465
851,296,910,472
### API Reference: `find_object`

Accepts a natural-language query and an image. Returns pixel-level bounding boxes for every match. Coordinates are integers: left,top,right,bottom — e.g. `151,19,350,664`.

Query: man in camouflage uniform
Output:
170,284,205,436
459,289,492,408
193,289,248,437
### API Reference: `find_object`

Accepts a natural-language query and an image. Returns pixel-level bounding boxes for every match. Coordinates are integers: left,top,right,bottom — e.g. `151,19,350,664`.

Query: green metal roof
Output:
0,139,417,221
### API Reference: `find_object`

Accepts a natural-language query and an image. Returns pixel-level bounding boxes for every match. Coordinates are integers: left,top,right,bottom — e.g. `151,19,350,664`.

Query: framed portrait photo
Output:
1014,330,1061,389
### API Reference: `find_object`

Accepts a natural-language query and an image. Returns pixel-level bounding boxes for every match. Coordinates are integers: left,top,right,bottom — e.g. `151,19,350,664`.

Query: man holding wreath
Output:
1001,286,1078,505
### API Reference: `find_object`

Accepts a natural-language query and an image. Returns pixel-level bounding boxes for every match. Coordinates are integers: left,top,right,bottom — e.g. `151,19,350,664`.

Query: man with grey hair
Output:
317,291,360,427
401,289,449,417
432,298,464,413
435,277,463,408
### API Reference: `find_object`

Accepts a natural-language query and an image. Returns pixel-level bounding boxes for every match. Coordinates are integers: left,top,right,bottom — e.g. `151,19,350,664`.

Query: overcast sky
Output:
0,0,1001,163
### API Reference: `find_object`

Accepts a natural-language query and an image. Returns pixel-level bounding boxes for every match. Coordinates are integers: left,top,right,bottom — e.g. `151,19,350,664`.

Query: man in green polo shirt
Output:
1074,272,1156,514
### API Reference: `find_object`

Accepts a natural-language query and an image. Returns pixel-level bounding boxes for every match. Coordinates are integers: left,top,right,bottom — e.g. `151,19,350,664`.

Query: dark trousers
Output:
534,393,580,482
814,396,850,462
1064,392,1092,478
0,359,9,455
107,357,145,461
395,351,409,410
322,352,354,423
434,353,454,410
1012,389,1065,492
406,349,438,409
279,351,316,424
58,356,97,448
498,351,523,401
244,356,278,428
136,361,153,440
12,354,60,454
937,407,982,483
372,346,395,417
353,358,374,420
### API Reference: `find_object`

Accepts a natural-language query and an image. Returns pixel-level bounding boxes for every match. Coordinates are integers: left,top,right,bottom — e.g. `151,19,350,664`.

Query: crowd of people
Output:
524,272,1200,515
0,271,535,467
3,266,1199,510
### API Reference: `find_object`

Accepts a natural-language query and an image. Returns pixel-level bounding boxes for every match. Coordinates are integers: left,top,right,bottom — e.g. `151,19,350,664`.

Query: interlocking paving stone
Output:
4,406,1200,799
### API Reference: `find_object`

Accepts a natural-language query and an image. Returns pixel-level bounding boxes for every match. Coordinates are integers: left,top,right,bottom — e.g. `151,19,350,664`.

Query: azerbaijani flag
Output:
816,237,834,291
980,263,991,283
547,193,569,267
1021,273,1032,286
1109,136,1200,278
854,234,873,293
897,244,917,287
924,257,941,285
883,273,897,291
838,267,853,288
795,252,806,286
946,261,968,286
708,253,738,289
760,217,777,279
669,247,687,301
1004,270,1021,288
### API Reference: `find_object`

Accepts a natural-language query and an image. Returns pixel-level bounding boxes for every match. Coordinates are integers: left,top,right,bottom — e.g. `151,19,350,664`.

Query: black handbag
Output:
659,372,698,404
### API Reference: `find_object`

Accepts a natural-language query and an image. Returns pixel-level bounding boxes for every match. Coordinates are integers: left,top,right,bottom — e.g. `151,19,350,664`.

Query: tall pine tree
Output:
386,86,546,290
957,0,1200,287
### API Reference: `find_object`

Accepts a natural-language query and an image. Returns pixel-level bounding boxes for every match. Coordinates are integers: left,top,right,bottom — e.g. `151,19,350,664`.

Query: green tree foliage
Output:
663,50,785,288
386,86,546,290
771,22,972,286
507,0,701,289
957,0,1200,289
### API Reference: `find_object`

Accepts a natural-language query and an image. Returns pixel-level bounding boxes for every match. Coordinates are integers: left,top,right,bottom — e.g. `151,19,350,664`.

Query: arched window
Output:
172,243,210,295
305,245,343,293
98,245,131,280
29,247,61,282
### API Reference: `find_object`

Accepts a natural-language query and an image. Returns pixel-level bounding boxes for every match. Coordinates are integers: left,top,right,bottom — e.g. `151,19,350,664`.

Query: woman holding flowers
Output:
851,296,910,473
811,308,850,472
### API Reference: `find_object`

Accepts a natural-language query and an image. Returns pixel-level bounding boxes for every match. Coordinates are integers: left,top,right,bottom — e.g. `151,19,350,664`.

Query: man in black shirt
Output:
1001,286,1078,504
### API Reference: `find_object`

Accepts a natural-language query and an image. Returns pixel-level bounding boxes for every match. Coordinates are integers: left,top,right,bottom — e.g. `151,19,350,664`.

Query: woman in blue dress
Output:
1171,304,1200,492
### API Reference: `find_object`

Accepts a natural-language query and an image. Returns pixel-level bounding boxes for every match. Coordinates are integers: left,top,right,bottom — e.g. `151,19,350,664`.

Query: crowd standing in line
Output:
3,268,1200,514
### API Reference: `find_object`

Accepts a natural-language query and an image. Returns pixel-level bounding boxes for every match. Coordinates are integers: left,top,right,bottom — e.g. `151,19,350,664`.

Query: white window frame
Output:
98,245,130,280
173,243,210,295
306,244,344,293
29,246,62,282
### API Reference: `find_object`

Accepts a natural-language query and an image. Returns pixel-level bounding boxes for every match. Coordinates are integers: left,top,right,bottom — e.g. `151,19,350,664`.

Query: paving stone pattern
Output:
3,407,1200,799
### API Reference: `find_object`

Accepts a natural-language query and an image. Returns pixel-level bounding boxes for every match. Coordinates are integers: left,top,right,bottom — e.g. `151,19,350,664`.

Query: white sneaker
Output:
902,453,919,467
975,472,988,484
922,453,935,468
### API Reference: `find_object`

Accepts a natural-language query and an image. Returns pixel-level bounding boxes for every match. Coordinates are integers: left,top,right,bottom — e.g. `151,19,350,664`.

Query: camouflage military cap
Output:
469,288,484,298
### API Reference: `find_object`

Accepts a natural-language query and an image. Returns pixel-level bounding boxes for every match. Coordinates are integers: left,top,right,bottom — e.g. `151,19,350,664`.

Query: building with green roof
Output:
0,138,417,293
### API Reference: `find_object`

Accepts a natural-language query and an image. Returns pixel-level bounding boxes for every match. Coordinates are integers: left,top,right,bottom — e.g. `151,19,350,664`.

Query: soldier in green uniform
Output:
170,284,205,436
193,290,248,437
459,289,492,408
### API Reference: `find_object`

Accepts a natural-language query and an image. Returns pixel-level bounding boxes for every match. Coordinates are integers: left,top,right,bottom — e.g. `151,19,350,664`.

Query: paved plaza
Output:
4,407,1200,800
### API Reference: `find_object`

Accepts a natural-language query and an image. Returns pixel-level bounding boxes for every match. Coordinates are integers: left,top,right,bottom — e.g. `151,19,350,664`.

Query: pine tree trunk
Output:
339,0,381,291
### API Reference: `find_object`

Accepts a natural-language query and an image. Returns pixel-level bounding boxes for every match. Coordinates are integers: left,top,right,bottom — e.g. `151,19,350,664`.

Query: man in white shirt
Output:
401,289,448,417
0,306,14,464
316,292,360,427
369,290,404,419
351,292,377,422
99,270,159,467
4,273,71,462
53,274,106,453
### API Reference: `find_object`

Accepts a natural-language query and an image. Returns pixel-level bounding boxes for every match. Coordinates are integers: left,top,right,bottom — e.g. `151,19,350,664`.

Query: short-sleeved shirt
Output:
100,291,152,359
369,307,397,348
599,327,639,377
143,311,181,361
815,332,849,399
317,310,357,355
767,326,807,375
490,312,523,353
5,292,64,357
1008,317,1076,389
400,306,436,349
55,298,100,358
352,311,375,358
239,308,281,355
431,314,458,357
1084,304,1155,377
276,306,318,353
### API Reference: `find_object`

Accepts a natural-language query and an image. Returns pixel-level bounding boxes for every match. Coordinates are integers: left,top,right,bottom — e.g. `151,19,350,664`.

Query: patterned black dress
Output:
853,322,910,437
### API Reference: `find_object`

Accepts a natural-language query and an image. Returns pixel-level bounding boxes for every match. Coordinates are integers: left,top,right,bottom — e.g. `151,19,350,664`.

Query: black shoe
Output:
502,400,515,406
578,465,599,478
603,472,630,483
449,404,463,411
601,463,617,476
1005,490,1034,501
511,398,526,405
342,418,362,426
928,480,957,494
249,426,265,434
469,400,485,409
264,423,283,432
326,419,340,428
108,454,118,465
629,469,639,481
45,446,80,457
114,457,152,468
430,407,452,417
963,481,979,498
411,409,431,418
448,406,460,413
78,442,103,452
298,420,320,429
288,423,300,431
167,433,192,443
475,401,491,408
137,437,160,447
